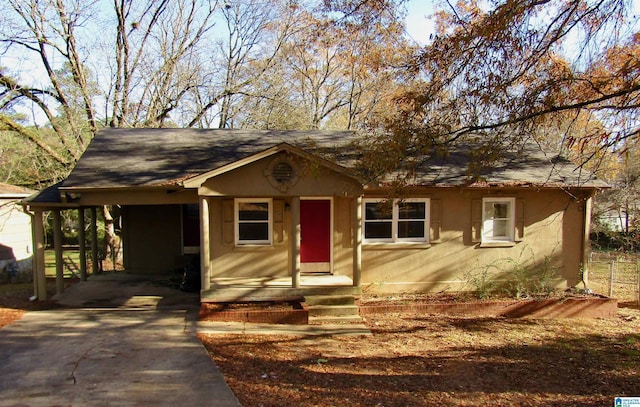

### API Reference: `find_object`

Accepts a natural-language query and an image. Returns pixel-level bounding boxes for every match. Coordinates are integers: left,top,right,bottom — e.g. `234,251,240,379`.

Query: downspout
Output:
21,205,47,301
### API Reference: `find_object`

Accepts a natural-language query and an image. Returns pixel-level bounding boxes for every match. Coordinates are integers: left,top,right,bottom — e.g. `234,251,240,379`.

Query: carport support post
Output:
353,196,362,287
52,209,64,295
90,207,99,274
78,207,87,281
32,208,47,300
199,197,211,291
291,197,301,288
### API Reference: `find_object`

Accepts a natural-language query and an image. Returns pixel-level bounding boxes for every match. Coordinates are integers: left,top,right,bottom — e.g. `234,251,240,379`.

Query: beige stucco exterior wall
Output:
198,153,591,293
102,152,590,294
205,195,356,281
333,196,356,277
359,188,589,294
562,193,591,287
199,153,361,282
206,197,289,279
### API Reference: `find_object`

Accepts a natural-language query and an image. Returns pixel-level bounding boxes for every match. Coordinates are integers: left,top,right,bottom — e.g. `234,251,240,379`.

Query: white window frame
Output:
235,198,272,245
482,197,515,243
363,198,430,243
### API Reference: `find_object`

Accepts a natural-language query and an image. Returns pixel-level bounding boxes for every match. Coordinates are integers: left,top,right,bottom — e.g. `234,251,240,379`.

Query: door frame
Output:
300,196,333,274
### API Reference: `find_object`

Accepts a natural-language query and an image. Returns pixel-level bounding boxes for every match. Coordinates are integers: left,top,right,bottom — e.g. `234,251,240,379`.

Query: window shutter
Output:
273,199,284,244
222,199,234,245
430,199,441,243
471,199,482,243
515,198,525,241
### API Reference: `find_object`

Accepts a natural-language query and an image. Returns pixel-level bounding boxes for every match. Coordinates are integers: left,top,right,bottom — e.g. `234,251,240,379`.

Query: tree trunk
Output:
102,205,121,270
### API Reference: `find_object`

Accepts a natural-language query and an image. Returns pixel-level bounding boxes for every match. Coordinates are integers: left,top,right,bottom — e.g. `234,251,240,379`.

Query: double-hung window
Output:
363,198,429,243
482,197,515,242
235,198,272,245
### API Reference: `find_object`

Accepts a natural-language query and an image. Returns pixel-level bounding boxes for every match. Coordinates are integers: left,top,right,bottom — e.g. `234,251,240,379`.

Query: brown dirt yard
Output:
0,280,66,327
198,305,640,407
2,282,639,406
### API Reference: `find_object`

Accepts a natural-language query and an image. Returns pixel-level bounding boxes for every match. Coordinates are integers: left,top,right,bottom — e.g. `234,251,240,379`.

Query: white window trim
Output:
481,197,515,243
362,198,430,244
235,198,273,245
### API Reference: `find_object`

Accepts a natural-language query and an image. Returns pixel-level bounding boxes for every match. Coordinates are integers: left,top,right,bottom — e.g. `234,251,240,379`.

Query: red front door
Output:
300,199,331,273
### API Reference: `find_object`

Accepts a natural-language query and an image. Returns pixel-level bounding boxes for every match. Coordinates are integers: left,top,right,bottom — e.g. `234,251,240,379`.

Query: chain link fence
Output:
588,252,640,304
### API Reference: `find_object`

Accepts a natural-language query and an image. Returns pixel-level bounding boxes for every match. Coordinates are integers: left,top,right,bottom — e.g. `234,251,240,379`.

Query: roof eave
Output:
59,184,184,193
0,193,32,199
367,180,610,189
20,201,81,209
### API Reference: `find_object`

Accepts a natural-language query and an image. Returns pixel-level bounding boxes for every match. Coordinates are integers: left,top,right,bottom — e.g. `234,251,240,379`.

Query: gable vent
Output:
272,162,294,183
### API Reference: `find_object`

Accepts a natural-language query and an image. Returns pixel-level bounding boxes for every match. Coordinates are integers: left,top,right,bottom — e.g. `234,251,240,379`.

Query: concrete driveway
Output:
0,275,241,407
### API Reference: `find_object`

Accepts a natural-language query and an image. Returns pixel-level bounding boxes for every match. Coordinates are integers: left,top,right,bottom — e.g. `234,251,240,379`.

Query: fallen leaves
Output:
200,309,640,407
0,308,24,328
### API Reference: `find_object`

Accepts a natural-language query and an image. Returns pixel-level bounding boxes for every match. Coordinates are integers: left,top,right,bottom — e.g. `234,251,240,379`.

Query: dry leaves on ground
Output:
200,308,640,407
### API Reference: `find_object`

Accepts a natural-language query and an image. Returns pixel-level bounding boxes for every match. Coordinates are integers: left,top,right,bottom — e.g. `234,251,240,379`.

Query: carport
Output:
21,182,102,301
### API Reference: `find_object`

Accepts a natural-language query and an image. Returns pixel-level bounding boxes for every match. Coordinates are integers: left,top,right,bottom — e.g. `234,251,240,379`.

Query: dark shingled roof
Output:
62,128,355,189
61,128,607,190
20,182,64,206
400,140,608,188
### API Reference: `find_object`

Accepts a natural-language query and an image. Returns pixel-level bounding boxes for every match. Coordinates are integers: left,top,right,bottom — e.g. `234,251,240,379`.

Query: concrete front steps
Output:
200,284,363,325
304,294,363,324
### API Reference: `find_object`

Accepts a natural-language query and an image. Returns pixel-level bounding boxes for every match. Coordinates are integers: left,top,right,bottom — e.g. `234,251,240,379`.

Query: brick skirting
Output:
199,297,618,324
358,297,618,319
199,303,309,325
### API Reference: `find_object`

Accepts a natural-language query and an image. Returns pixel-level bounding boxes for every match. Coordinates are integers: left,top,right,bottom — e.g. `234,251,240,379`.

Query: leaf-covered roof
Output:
381,139,608,188
60,128,607,190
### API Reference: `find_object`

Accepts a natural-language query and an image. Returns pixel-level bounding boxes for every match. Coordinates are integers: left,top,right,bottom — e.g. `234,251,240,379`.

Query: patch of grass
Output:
44,249,83,278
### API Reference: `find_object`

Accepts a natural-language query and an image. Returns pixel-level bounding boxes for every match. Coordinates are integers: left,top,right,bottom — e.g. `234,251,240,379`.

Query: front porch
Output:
201,274,362,323
202,274,361,302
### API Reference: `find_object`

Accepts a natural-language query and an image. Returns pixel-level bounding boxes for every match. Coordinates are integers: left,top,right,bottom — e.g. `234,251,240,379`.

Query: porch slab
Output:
211,274,354,287
203,275,361,303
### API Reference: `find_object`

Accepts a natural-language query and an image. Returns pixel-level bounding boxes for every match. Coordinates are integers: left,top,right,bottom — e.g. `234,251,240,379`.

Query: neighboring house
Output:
598,206,637,233
23,128,607,301
0,183,34,283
